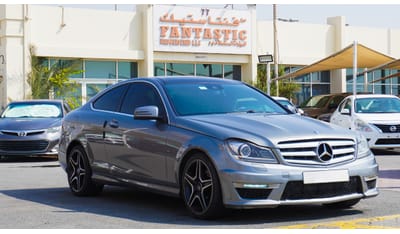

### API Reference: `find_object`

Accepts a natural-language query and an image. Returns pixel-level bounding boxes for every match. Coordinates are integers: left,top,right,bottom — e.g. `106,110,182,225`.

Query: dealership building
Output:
1,4,400,108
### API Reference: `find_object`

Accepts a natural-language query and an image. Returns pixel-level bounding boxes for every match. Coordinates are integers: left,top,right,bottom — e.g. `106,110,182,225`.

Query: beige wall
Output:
30,5,143,59
1,4,400,107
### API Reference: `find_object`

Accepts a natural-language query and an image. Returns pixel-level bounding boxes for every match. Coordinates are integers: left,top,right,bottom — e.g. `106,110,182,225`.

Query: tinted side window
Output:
92,84,128,112
343,99,352,112
120,82,164,115
63,103,71,113
330,95,346,106
337,99,346,112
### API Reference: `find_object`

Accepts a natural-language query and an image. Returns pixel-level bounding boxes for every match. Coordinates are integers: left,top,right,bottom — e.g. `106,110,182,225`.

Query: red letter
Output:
160,26,169,38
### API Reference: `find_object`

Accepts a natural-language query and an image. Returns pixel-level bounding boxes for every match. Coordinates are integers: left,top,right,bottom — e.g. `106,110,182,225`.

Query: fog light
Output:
233,183,280,189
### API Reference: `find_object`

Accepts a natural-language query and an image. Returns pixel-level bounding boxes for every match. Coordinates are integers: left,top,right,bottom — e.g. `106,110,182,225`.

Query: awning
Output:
272,43,395,81
361,58,400,74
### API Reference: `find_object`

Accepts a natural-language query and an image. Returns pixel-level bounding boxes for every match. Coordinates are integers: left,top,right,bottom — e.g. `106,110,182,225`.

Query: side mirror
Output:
340,108,351,115
285,104,297,114
134,106,160,120
297,108,304,115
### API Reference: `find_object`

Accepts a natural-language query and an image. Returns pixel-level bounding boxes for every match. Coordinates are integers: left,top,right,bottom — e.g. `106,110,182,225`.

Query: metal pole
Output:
352,41,357,130
273,4,279,96
353,41,357,96
267,62,271,95
364,68,368,92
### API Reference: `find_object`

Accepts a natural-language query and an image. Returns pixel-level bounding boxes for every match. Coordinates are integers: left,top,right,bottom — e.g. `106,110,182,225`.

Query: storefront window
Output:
223,65,241,80
196,64,222,77
166,63,194,76
294,74,310,83
86,83,114,101
345,68,400,94
118,61,138,79
86,61,116,79
154,63,165,76
54,84,82,107
155,62,241,80
312,71,330,82
279,68,331,105
49,59,83,78
44,58,139,106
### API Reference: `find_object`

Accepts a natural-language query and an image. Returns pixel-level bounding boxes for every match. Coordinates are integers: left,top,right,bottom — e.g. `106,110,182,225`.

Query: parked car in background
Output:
59,77,378,219
299,93,351,119
330,94,400,149
0,100,70,159
317,112,333,122
272,96,304,115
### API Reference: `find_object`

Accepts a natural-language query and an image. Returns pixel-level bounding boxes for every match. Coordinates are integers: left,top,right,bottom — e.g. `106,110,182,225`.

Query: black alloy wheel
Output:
181,153,225,219
67,145,103,196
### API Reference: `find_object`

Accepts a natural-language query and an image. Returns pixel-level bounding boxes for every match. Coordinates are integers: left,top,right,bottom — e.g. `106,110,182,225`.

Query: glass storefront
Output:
154,62,241,80
346,68,400,95
48,58,138,105
280,66,330,105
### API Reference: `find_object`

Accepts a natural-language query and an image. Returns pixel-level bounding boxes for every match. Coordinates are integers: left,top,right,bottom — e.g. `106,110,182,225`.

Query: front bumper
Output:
363,132,400,149
218,153,378,209
0,135,60,157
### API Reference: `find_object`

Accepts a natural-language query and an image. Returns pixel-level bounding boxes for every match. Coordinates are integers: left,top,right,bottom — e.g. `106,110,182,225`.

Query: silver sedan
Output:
58,77,378,219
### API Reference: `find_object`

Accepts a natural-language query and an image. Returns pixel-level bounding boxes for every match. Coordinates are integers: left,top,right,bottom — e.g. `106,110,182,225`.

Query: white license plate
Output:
303,170,349,184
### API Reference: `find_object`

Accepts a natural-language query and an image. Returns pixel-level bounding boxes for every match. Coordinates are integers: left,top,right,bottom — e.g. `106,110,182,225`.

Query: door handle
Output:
108,119,119,128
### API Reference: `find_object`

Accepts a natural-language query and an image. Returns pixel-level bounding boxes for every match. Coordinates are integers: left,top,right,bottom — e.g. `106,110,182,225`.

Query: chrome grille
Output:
0,140,49,152
373,124,400,133
278,139,356,165
0,130,46,136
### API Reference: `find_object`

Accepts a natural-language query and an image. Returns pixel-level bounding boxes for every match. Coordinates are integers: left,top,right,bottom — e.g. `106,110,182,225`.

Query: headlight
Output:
47,126,61,134
356,133,371,158
227,139,277,164
354,118,375,132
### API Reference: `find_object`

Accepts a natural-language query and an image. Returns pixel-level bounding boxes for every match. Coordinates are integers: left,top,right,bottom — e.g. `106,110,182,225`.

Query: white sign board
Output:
153,5,251,54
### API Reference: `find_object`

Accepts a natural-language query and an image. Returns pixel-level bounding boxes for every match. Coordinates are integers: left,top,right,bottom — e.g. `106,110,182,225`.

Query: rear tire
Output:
66,145,103,196
181,153,225,219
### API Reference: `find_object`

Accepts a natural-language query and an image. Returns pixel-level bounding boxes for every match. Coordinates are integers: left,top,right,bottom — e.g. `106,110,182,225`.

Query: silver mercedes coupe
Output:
58,77,378,219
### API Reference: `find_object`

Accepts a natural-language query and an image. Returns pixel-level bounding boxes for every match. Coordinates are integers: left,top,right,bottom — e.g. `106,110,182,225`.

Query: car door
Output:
85,84,129,174
103,81,170,185
331,98,353,129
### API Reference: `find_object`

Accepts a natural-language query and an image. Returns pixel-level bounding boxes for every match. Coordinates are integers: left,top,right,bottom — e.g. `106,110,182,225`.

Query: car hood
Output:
356,113,400,125
301,107,327,117
0,118,61,131
175,113,355,147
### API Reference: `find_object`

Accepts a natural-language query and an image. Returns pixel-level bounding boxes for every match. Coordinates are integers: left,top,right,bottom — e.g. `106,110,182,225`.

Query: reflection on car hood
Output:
176,113,354,147
0,118,61,130
356,113,400,124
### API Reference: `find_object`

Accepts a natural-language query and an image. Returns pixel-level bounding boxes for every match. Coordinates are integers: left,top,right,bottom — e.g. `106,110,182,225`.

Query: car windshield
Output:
164,82,288,116
300,95,330,108
1,103,62,118
355,97,400,113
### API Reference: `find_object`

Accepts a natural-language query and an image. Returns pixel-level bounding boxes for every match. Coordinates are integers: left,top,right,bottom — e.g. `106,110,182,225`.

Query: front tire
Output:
181,153,225,219
67,145,103,196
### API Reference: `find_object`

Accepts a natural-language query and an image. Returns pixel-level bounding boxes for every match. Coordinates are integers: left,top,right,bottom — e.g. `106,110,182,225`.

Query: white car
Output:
272,96,304,115
330,94,400,149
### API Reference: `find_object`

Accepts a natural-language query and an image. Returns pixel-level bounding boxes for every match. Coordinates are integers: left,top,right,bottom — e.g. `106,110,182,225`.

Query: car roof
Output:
151,76,242,85
113,76,243,88
7,99,64,105
348,94,399,99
